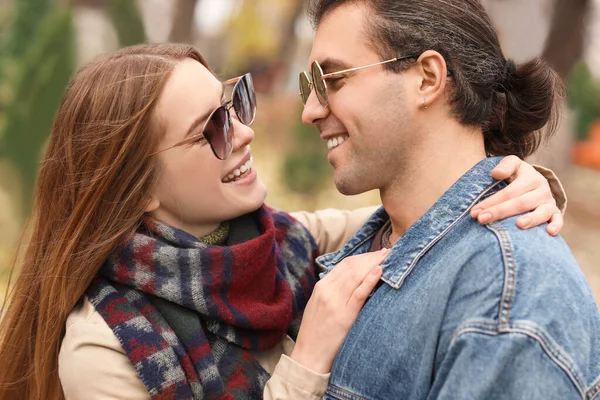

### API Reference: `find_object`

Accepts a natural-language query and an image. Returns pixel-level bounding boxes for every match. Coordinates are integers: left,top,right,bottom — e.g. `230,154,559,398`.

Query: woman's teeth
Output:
327,135,347,150
222,156,254,183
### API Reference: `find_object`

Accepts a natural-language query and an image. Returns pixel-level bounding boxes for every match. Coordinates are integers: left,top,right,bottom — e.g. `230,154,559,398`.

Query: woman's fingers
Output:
475,190,544,225
490,155,523,183
471,158,560,234
515,203,563,233
330,248,388,298
348,266,383,308
546,212,564,236
471,174,538,220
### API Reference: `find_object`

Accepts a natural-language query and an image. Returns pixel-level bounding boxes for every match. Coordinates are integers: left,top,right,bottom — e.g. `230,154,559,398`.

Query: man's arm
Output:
429,328,586,400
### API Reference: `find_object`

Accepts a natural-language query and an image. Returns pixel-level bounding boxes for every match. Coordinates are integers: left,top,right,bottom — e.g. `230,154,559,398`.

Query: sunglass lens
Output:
299,72,311,105
311,61,328,106
204,106,232,160
232,74,256,126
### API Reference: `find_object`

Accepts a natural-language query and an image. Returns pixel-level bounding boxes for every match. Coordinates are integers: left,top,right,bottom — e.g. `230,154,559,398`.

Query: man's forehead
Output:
307,4,374,67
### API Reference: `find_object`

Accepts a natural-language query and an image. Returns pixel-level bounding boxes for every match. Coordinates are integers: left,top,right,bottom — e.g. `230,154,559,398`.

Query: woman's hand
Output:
290,249,388,374
471,155,563,236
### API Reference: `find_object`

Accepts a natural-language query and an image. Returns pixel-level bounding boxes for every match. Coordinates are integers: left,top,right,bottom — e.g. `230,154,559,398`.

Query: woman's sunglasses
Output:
150,72,256,160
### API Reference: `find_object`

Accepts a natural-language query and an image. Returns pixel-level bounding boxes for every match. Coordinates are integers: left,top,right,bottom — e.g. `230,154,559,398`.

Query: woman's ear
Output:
145,196,160,213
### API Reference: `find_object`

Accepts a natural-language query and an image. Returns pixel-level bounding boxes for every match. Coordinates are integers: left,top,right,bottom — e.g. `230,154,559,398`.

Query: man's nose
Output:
301,90,329,126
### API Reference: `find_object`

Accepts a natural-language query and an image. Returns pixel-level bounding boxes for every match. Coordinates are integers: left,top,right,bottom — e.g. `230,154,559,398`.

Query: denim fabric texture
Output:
317,157,600,400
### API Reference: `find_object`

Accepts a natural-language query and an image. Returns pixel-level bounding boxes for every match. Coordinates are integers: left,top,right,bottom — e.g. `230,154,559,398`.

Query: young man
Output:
298,0,600,398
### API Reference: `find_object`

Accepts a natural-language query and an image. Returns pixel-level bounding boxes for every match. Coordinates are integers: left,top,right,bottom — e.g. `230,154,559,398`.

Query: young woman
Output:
0,44,564,400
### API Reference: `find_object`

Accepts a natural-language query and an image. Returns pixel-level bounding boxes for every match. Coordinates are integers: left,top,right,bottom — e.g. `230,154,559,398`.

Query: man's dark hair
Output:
308,0,564,158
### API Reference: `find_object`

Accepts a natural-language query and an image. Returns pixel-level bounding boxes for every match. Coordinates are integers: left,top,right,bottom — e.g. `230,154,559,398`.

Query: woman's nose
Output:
231,117,255,151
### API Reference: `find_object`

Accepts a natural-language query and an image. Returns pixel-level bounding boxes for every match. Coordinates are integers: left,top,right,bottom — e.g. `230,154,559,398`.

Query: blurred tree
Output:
0,0,74,210
282,106,330,197
0,2,14,45
108,0,146,46
272,0,304,93
542,0,591,79
567,62,600,141
226,0,278,71
74,0,145,48
169,0,199,43
0,0,52,97
537,0,591,174
1,0,52,59
488,0,592,173
0,1,75,211
76,0,106,6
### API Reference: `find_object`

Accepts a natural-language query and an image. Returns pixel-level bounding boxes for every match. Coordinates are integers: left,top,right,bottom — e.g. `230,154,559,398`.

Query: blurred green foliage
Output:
108,0,146,47
281,106,330,195
0,1,75,209
0,0,148,213
1,0,52,59
567,62,600,141
226,0,278,69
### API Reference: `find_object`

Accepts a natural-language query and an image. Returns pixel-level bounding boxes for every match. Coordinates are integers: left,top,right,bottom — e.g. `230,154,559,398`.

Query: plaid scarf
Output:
86,206,318,400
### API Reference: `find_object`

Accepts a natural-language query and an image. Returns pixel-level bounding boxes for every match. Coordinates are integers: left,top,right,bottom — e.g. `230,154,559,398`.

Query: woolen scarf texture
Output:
86,205,319,399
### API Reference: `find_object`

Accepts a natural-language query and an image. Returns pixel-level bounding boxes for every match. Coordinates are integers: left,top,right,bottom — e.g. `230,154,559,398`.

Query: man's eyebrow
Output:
319,58,352,74
184,85,226,139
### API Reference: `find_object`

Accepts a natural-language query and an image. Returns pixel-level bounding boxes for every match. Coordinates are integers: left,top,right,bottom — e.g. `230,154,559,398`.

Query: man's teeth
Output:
223,156,254,182
327,135,347,150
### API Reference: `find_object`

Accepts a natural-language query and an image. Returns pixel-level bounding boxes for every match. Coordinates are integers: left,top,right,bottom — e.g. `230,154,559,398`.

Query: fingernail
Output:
548,225,557,235
471,207,482,216
518,217,532,228
478,213,492,224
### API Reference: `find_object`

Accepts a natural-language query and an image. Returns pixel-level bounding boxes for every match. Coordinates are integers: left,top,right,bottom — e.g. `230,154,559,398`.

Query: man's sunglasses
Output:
299,55,451,107
150,73,256,160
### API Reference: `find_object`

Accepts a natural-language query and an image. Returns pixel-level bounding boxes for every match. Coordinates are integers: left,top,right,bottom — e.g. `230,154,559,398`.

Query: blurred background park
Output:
0,0,599,307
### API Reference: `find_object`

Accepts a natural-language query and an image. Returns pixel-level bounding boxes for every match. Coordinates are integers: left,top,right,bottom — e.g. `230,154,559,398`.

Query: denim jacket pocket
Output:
325,385,372,400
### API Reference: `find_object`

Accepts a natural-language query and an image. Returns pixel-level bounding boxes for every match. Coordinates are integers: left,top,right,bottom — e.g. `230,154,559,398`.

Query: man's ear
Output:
415,50,449,108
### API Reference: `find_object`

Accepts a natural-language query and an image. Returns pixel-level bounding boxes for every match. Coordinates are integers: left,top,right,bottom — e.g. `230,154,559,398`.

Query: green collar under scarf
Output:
198,222,230,245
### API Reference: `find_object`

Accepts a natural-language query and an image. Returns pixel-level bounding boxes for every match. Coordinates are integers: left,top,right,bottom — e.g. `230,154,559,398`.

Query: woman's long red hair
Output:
0,43,210,400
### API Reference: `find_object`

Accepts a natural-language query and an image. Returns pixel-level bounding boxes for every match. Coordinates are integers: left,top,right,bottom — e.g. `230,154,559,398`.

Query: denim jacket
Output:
317,157,600,400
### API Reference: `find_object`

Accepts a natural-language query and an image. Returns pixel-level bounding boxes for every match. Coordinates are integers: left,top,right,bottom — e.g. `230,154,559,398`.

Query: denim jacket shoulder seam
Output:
485,222,517,329
586,376,600,400
450,320,587,397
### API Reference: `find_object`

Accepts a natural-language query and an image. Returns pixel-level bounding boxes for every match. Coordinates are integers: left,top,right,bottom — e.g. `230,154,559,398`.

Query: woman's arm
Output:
262,338,330,400
291,207,378,255
293,159,567,255
58,300,151,400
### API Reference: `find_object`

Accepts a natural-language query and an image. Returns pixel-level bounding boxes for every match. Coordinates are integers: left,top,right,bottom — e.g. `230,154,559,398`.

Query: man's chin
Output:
334,174,370,196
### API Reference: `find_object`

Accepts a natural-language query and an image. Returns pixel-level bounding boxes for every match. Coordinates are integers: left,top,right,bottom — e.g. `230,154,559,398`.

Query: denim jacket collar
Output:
317,157,505,289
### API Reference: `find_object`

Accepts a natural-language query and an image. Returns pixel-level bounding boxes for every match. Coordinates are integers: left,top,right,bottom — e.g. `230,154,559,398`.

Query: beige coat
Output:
59,167,566,400
59,207,378,400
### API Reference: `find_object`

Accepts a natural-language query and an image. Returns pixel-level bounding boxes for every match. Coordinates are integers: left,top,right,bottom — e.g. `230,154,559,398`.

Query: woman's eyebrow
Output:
184,85,226,139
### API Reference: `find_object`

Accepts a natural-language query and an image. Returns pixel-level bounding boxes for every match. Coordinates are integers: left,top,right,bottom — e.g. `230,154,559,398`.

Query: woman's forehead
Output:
154,59,222,141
